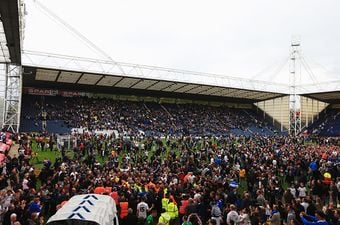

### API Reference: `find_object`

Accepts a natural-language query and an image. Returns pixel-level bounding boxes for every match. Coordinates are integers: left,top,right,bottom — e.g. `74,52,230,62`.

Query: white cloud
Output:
23,0,340,84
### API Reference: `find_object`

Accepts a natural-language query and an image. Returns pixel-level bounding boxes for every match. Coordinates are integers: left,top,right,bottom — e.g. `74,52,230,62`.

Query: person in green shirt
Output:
181,215,193,225
146,209,157,225
182,213,202,225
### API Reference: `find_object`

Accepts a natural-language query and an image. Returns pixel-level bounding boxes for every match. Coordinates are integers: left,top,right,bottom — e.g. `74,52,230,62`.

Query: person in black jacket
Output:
122,208,138,225
0,174,8,190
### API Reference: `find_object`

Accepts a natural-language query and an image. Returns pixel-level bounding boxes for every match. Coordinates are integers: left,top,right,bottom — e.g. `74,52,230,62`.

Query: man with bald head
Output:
9,213,17,225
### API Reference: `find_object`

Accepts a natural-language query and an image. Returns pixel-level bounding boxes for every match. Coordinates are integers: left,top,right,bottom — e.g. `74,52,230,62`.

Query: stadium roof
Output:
302,91,340,104
22,51,340,103
1,0,336,105
23,65,287,103
21,51,291,103
0,0,21,64
297,79,340,103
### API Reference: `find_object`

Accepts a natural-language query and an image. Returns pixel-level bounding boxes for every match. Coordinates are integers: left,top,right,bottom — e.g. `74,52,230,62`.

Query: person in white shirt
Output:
238,208,251,225
272,159,277,168
137,197,150,222
300,198,309,213
226,204,239,225
298,183,307,198
22,174,30,190
289,184,297,198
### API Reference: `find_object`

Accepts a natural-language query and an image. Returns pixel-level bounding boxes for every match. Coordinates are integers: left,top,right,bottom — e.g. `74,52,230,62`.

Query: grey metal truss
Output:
2,63,22,133
295,79,340,94
289,40,302,136
22,50,290,95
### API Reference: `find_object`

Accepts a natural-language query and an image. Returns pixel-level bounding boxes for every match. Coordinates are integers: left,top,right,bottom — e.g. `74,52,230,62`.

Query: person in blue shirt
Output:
28,197,41,216
309,161,317,172
300,211,328,225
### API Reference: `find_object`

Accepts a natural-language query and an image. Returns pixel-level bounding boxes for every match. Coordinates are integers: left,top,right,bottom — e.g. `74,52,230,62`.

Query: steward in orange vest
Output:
119,200,129,219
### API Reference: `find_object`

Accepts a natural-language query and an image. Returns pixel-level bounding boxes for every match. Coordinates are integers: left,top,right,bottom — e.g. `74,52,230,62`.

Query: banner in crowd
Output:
23,87,59,96
23,87,87,97
59,90,85,97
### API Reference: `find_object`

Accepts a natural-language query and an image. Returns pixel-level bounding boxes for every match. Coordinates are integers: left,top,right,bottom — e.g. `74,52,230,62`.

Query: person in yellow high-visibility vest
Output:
166,196,178,224
158,212,171,225
162,193,170,211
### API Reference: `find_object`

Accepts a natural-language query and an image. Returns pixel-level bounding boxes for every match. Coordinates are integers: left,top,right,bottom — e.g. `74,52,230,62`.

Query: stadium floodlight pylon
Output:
1,0,25,133
2,64,22,133
289,38,302,136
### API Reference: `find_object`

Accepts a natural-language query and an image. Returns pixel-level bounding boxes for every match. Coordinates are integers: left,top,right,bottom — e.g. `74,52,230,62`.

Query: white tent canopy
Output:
46,194,118,225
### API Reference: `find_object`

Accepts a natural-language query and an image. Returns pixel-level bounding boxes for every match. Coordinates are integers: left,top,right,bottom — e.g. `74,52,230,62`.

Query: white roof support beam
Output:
22,50,290,94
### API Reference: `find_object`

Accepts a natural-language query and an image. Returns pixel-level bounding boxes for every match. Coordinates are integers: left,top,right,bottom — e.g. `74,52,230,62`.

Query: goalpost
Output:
56,134,77,150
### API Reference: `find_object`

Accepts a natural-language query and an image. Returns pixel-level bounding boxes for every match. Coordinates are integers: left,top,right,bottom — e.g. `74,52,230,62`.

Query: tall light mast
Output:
289,38,301,135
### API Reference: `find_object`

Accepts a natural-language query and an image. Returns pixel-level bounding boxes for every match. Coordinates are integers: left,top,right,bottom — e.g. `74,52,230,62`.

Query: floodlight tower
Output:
1,0,25,133
2,65,22,133
289,38,302,136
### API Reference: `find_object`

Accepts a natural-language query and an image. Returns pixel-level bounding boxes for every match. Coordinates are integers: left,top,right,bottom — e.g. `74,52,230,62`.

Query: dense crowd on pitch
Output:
0,132,339,225
22,95,275,137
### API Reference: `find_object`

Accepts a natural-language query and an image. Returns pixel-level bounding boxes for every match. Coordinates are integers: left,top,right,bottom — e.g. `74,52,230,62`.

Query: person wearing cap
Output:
300,211,329,225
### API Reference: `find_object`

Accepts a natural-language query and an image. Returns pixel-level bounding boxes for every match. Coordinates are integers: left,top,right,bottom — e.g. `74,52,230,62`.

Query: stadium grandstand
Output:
0,1,339,225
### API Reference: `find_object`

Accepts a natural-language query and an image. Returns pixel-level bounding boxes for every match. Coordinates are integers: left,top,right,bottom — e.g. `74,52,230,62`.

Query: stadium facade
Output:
0,0,339,136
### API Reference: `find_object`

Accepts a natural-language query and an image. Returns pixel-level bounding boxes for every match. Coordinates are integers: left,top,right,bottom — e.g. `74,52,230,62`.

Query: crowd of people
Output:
0,131,339,225
21,95,275,137
308,109,340,137
0,94,338,225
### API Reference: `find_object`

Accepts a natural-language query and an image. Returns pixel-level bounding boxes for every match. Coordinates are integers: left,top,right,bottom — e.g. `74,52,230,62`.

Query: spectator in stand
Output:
21,95,278,138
